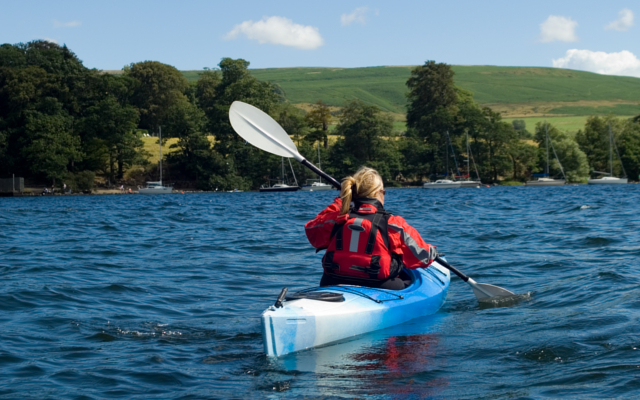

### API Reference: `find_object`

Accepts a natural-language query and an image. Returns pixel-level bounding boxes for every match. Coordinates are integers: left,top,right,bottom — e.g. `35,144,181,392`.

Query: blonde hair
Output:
339,166,384,215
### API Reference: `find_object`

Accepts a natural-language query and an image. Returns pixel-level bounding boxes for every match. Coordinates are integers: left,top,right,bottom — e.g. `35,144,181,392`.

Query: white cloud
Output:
539,15,578,42
225,16,323,50
341,7,368,26
53,20,81,28
605,8,634,31
552,49,640,78
43,37,58,44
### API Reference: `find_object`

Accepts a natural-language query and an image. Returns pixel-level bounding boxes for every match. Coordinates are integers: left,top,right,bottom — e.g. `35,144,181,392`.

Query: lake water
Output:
1,185,639,399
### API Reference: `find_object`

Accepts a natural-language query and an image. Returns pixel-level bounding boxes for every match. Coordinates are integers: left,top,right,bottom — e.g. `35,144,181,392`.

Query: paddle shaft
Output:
435,256,469,282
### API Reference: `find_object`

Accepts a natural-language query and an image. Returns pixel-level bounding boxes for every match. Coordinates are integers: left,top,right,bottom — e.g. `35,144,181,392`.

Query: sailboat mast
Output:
317,141,322,183
609,123,613,176
466,131,470,181
445,133,449,178
281,157,285,184
545,122,549,177
159,126,162,183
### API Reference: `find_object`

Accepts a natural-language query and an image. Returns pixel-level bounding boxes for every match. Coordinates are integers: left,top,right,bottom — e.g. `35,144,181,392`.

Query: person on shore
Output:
305,166,437,290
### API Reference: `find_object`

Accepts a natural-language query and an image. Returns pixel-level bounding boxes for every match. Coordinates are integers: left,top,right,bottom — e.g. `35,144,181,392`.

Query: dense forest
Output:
1,41,639,191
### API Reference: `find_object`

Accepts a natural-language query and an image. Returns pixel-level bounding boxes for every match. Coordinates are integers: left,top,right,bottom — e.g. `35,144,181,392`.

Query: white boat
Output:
301,180,333,191
423,179,461,189
260,158,300,192
138,181,173,194
301,142,334,191
588,124,628,185
139,127,173,195
525,177,565,187
423,132,464,189
459,180,482,188
259,183,300,192
526,122,566,187
588,176,628,185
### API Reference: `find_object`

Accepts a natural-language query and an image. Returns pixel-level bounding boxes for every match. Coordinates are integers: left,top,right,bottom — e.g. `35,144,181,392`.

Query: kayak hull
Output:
261,261,450,357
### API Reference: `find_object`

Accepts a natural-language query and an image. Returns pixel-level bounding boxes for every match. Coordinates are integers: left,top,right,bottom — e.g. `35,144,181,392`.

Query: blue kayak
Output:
261,260,451,357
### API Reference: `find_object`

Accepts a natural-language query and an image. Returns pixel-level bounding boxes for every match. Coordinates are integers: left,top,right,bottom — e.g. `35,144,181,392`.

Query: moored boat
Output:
525,177,565,187
261,157,301,192
138,127,173,194
301,180,333,191
526,122,566,187
138,181,173,194
261,261,450,357
423,179,461,189
259,183,300,192
587,124,627,185
459,180,482,188
588,176,628,185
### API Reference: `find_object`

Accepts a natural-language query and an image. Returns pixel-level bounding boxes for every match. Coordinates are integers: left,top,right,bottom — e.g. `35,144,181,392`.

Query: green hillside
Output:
181,66,640,118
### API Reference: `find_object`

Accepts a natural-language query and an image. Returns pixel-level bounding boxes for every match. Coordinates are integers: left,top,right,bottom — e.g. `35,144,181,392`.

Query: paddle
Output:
229,101,514,300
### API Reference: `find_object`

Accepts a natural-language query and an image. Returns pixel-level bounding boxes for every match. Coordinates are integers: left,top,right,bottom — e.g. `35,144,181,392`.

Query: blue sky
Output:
1,0,639,76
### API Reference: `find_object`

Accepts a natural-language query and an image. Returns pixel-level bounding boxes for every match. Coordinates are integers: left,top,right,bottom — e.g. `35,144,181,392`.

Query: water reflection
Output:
278,314,449,398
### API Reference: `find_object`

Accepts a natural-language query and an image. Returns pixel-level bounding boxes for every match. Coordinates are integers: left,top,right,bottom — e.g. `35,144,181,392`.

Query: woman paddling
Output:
305,166,438,290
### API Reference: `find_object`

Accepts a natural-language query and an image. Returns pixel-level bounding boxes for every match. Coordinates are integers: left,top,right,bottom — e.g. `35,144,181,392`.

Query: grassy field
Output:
181,66,640,118
142,136,179,164
502,115,636,135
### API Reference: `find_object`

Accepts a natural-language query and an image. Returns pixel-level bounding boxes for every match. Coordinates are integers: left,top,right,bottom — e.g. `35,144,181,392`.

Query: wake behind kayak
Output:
261,260,450,357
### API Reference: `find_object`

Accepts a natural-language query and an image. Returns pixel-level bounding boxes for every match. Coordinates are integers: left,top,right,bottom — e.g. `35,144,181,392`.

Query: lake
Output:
1,185,639,399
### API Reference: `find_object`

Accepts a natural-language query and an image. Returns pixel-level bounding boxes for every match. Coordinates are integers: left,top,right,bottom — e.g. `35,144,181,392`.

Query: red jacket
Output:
305,198,436,278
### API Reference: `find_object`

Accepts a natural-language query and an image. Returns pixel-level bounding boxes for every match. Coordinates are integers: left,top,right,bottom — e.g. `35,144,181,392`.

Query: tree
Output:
512,119,532,139
80,96,141,182
125,61,189,132
329,99,400,181
21,105,82,185
506,140,537,181
406,61,458,139
165,100,227,189
305,100,332,148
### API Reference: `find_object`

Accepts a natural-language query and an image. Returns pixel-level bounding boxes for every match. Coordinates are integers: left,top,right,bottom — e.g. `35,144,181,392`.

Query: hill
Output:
182,66,640,120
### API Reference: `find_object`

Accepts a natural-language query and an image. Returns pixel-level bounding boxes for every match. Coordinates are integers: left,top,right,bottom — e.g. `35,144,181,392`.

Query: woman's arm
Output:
304,198,346,250
388,216,437,269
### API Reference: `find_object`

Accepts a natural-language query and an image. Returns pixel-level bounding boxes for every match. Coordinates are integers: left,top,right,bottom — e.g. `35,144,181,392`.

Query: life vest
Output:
322,201,404,281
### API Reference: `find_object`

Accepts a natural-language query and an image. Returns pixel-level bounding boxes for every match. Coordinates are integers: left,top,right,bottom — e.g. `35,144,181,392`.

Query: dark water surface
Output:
2,185,640,399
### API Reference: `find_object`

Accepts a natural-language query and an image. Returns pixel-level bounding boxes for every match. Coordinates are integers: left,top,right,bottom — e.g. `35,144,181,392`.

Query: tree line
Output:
1,41,639,192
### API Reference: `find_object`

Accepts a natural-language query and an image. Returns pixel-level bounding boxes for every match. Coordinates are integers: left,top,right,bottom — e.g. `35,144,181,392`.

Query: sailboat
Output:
423,131,461,189
139,127,173,194
525,123,565,186
588,124,628,185
460,131,482,188
259,158,301,192
301,142,333,191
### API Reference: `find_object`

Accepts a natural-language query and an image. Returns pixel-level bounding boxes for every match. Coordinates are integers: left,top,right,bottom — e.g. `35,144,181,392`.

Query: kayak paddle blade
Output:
229,101,300,159
468,278,515,300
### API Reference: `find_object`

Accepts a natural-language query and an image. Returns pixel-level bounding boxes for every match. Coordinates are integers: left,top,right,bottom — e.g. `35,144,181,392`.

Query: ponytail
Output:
338,167,384,215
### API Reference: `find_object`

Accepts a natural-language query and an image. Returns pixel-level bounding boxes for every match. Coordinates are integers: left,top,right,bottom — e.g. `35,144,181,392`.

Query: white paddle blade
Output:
229,101,299,159
468,278,515,300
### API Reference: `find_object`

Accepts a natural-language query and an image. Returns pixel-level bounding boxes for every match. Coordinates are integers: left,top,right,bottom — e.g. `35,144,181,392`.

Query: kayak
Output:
261,260,451,357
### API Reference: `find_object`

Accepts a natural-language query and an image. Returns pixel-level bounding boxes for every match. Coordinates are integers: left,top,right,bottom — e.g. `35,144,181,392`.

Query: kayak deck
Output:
261,262,450,357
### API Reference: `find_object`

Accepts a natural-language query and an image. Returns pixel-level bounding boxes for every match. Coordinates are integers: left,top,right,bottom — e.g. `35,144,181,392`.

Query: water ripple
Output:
1,185,640,398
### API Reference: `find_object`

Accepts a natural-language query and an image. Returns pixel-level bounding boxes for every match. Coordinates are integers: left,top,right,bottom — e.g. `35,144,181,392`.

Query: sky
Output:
1,0,639,77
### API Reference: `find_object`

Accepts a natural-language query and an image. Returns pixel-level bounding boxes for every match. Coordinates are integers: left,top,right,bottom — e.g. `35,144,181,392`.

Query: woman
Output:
305,167,437,290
